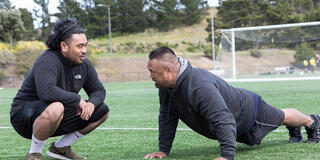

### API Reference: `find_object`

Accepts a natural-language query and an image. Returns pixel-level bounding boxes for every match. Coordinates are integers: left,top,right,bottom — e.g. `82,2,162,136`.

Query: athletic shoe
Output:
24,152,42,160
46,142,86,160
286,126,303,143
306,114,320,143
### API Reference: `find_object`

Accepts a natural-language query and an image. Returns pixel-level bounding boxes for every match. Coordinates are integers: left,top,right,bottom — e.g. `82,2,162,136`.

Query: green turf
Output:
0,80,320,159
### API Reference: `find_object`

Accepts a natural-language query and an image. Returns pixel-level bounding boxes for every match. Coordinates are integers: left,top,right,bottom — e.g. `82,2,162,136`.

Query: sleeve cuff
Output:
158,150,169,156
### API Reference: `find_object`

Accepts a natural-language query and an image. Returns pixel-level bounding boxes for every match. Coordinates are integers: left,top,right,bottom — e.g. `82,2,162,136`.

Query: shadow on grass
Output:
169,145,220,159
166,139,289,159
236,139,288,152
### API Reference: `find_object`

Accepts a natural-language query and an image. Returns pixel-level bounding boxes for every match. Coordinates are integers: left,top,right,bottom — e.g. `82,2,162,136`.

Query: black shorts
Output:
237,96,284,146
10,100,109,139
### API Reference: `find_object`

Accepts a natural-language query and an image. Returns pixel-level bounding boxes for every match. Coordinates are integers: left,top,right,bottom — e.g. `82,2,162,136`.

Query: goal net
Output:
215,21,320,81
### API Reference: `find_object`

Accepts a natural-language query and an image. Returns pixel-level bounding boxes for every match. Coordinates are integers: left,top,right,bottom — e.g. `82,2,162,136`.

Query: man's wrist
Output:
158,150,169,156
79,98,86,106
87,101,95,108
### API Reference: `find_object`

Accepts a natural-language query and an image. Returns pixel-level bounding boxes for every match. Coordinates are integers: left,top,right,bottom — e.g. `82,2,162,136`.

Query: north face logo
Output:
74,75,81,79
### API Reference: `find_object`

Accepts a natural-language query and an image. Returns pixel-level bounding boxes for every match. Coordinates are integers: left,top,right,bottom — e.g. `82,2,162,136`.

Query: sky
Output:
10,0,60,27
10,0,60,13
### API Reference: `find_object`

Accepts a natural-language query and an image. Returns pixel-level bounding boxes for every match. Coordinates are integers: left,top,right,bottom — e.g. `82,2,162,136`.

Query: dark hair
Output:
46,18,85,51
149,46,176,60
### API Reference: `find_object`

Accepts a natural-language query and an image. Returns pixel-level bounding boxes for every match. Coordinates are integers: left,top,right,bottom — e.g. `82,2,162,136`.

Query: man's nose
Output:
82,46,87,53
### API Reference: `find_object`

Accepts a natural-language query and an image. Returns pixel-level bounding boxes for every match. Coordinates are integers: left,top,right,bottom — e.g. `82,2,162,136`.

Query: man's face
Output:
147,59,172,88
61,33,88,65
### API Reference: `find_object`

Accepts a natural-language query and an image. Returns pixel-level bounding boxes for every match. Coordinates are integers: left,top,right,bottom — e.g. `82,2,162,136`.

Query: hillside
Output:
95,55,214,83
94,52,298,83
90,20,211,56
1,9,310,87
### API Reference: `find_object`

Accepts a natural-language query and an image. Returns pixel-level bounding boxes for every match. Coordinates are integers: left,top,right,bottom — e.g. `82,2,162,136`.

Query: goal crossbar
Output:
221,21,320,32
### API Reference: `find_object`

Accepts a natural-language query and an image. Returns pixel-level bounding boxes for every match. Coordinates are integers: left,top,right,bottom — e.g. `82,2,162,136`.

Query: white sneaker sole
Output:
46,150,71,160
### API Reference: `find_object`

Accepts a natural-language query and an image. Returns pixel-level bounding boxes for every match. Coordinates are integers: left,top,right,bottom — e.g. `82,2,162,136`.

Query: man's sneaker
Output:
24,152,42,160
46,142,86,160
306,114,320,143
286,126,303,143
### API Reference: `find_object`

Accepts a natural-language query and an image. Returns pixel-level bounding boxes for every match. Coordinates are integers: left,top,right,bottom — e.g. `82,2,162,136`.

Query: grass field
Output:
1,80,320,160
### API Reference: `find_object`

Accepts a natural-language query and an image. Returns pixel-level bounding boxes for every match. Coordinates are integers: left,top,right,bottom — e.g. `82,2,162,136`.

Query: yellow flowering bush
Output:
13,41,47,52
0,42,10,51
13,41,46,76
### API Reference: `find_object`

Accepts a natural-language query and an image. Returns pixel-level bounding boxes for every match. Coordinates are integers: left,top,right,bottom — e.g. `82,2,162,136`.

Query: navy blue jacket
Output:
158,62,256,160
12,49,105,108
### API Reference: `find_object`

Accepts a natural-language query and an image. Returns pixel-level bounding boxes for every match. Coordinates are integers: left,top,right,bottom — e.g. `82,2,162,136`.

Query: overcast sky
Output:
10,0,60,27
10,0,60,13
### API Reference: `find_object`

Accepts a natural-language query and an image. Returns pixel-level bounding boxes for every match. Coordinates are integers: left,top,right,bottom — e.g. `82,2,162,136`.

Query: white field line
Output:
0,126,292,132
225,76,320,82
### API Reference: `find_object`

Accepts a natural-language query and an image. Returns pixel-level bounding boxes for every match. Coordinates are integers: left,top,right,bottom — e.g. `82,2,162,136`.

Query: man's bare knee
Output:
40,102,64,120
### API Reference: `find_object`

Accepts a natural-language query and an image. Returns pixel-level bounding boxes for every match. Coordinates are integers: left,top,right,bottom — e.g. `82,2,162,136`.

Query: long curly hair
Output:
45,19,85,51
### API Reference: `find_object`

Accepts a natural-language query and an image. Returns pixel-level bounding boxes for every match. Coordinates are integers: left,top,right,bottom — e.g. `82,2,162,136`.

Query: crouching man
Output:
10,19,109,160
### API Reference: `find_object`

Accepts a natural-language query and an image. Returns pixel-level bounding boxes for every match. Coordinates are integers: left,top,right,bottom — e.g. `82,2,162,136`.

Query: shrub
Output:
14,48,43,76
0,50,13,85
0,42,10,51
85,49,98,66
0,50,13,67
185,41,206,53
13,41,46,52
156,42,178,49
204,44,219,58
294,43,315,63
187,46,197,52
0,72,5,85
250,49,262,58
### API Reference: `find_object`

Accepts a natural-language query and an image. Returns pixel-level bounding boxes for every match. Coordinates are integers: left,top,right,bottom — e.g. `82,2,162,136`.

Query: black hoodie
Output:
12,49,105,108
158,61,256,160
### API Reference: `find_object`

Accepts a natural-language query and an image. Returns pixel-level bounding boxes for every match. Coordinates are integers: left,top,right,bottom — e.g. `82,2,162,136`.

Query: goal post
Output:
216,21,320,81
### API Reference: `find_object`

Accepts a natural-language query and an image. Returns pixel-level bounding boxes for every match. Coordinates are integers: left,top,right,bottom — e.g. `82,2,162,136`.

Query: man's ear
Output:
165,66,174,79
166,66,173,73
60,41,68,52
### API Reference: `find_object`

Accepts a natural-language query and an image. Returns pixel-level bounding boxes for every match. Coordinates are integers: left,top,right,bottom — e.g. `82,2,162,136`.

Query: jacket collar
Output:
174,61,192,89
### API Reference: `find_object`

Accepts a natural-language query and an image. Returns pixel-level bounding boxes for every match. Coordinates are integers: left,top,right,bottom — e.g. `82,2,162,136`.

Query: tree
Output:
288,0,314,14
33,0,52,38
265,1,302,24
112,0,148,33
207,0,308,47
180,0,203,25
0,0,13,9
294,43,316,63
82,0,111,38
55,0,86,26
0,9,25,48
19,8,35,40
150,0,182,31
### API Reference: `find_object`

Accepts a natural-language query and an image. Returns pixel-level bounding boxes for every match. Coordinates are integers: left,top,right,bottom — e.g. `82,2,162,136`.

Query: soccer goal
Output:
215,21,320,82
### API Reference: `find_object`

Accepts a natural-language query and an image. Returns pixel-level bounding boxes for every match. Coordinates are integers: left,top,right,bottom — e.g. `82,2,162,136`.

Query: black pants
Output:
237,96,284,146
10,100,109,139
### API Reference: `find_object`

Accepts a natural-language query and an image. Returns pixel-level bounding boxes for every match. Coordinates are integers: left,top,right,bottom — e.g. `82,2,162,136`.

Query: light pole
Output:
207,0,220,70
107,5,112,54
97,4,112,54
